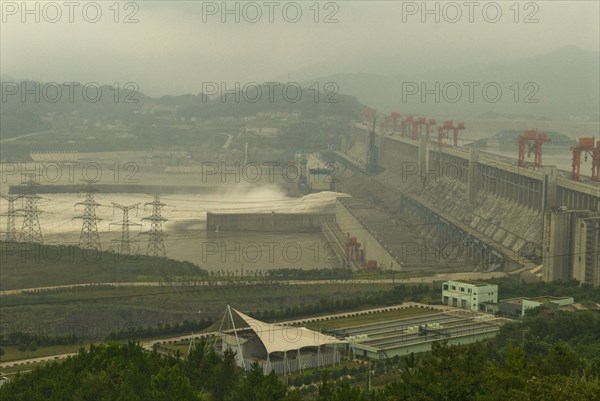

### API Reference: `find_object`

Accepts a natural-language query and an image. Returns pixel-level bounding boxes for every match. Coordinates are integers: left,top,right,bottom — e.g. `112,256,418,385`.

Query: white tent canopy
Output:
232,308,342,354
214,305,343,355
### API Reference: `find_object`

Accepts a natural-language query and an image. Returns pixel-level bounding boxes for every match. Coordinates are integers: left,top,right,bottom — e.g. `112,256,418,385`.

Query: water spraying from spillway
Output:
292,191,351,213
0,188,351,238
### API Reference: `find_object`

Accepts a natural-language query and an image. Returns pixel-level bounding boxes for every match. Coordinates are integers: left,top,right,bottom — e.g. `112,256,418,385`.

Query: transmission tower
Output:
74,184,102,251
142,194,167,257
18,176,43,244
0,194,22,242
110,202,140,255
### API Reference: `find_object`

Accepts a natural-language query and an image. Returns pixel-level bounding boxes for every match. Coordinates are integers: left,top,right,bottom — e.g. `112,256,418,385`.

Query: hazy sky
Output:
1,1,599,96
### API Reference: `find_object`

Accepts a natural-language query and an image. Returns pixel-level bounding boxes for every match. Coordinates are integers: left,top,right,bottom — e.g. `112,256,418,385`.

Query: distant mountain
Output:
0,82,363,139
305,46,600,122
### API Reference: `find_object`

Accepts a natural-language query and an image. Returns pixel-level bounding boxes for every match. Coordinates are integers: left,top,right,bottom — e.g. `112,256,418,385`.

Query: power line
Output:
74,182,102,251
142,194,167,258
0,194,22,242
110,202,140,255
18,176,43,244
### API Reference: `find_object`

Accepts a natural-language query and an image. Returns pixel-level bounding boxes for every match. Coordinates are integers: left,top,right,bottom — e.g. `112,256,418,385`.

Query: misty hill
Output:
0,82,363,139
306,46,600,122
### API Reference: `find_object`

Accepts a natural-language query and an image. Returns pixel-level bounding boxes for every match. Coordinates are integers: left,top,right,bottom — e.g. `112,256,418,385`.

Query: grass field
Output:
0,242,426,292
0,242,206,291
0,344,84,363
160,341,194,355
0,282,398,341
0,360,50,377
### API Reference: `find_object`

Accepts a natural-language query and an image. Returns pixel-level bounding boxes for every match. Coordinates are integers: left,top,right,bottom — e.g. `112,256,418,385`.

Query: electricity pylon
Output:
0,194,22,242
142,194,167,257
75,184,102,251
110,202,140,255
18,176,43,244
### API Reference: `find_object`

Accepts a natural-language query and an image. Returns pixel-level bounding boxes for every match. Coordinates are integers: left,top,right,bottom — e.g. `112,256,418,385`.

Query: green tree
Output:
149,365,198,401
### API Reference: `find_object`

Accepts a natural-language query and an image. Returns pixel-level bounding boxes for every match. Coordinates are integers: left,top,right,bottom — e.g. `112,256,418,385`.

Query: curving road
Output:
0,130,54,144
0,271,507,296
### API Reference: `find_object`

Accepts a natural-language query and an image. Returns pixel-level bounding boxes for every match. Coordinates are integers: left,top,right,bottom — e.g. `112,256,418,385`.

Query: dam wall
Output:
346,123,598,213
335,123,599,278
335,198,401,270
206,212,335,232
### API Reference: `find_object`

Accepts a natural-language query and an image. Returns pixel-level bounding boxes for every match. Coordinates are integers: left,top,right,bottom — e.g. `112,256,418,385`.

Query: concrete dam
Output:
206,212,335,232
323,123,599,285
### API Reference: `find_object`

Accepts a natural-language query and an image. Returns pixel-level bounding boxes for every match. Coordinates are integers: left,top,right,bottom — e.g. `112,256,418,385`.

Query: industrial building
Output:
498,296,574,317
208,306,343,375
442,280,498,311
341,308,503,360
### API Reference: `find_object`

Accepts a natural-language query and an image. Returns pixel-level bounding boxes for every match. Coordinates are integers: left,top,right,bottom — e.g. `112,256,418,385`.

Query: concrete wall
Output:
573,216,590,284
306,154,336,192
378,135,420,178
556,179,600,213
335,200,401,269
498,300,524,317
574,217,600,286
348,123,597,213
542,211,574,282
206,212,335,232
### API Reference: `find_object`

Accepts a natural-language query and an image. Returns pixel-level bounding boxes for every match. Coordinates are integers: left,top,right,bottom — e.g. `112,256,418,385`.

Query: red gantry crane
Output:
411,117,427,140
571,137,600,181
390,112,401,133
381,115,391,132
425,118,436,142
380,112,402,134
361,107,376,128
437,120,465,147
400,115,414,137
345,234,361,266
518,129,549,168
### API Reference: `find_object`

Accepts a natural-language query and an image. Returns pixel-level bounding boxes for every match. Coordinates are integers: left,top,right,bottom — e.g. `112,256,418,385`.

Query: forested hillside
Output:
2,311,599,401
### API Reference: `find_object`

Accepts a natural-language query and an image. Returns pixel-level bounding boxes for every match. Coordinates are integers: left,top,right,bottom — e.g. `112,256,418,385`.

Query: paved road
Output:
0,130,54,144
0,271,507,296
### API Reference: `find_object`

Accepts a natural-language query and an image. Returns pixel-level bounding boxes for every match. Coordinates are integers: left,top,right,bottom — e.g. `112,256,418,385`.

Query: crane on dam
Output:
518,129,549,168
437,120,465,147
571,137,600,182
